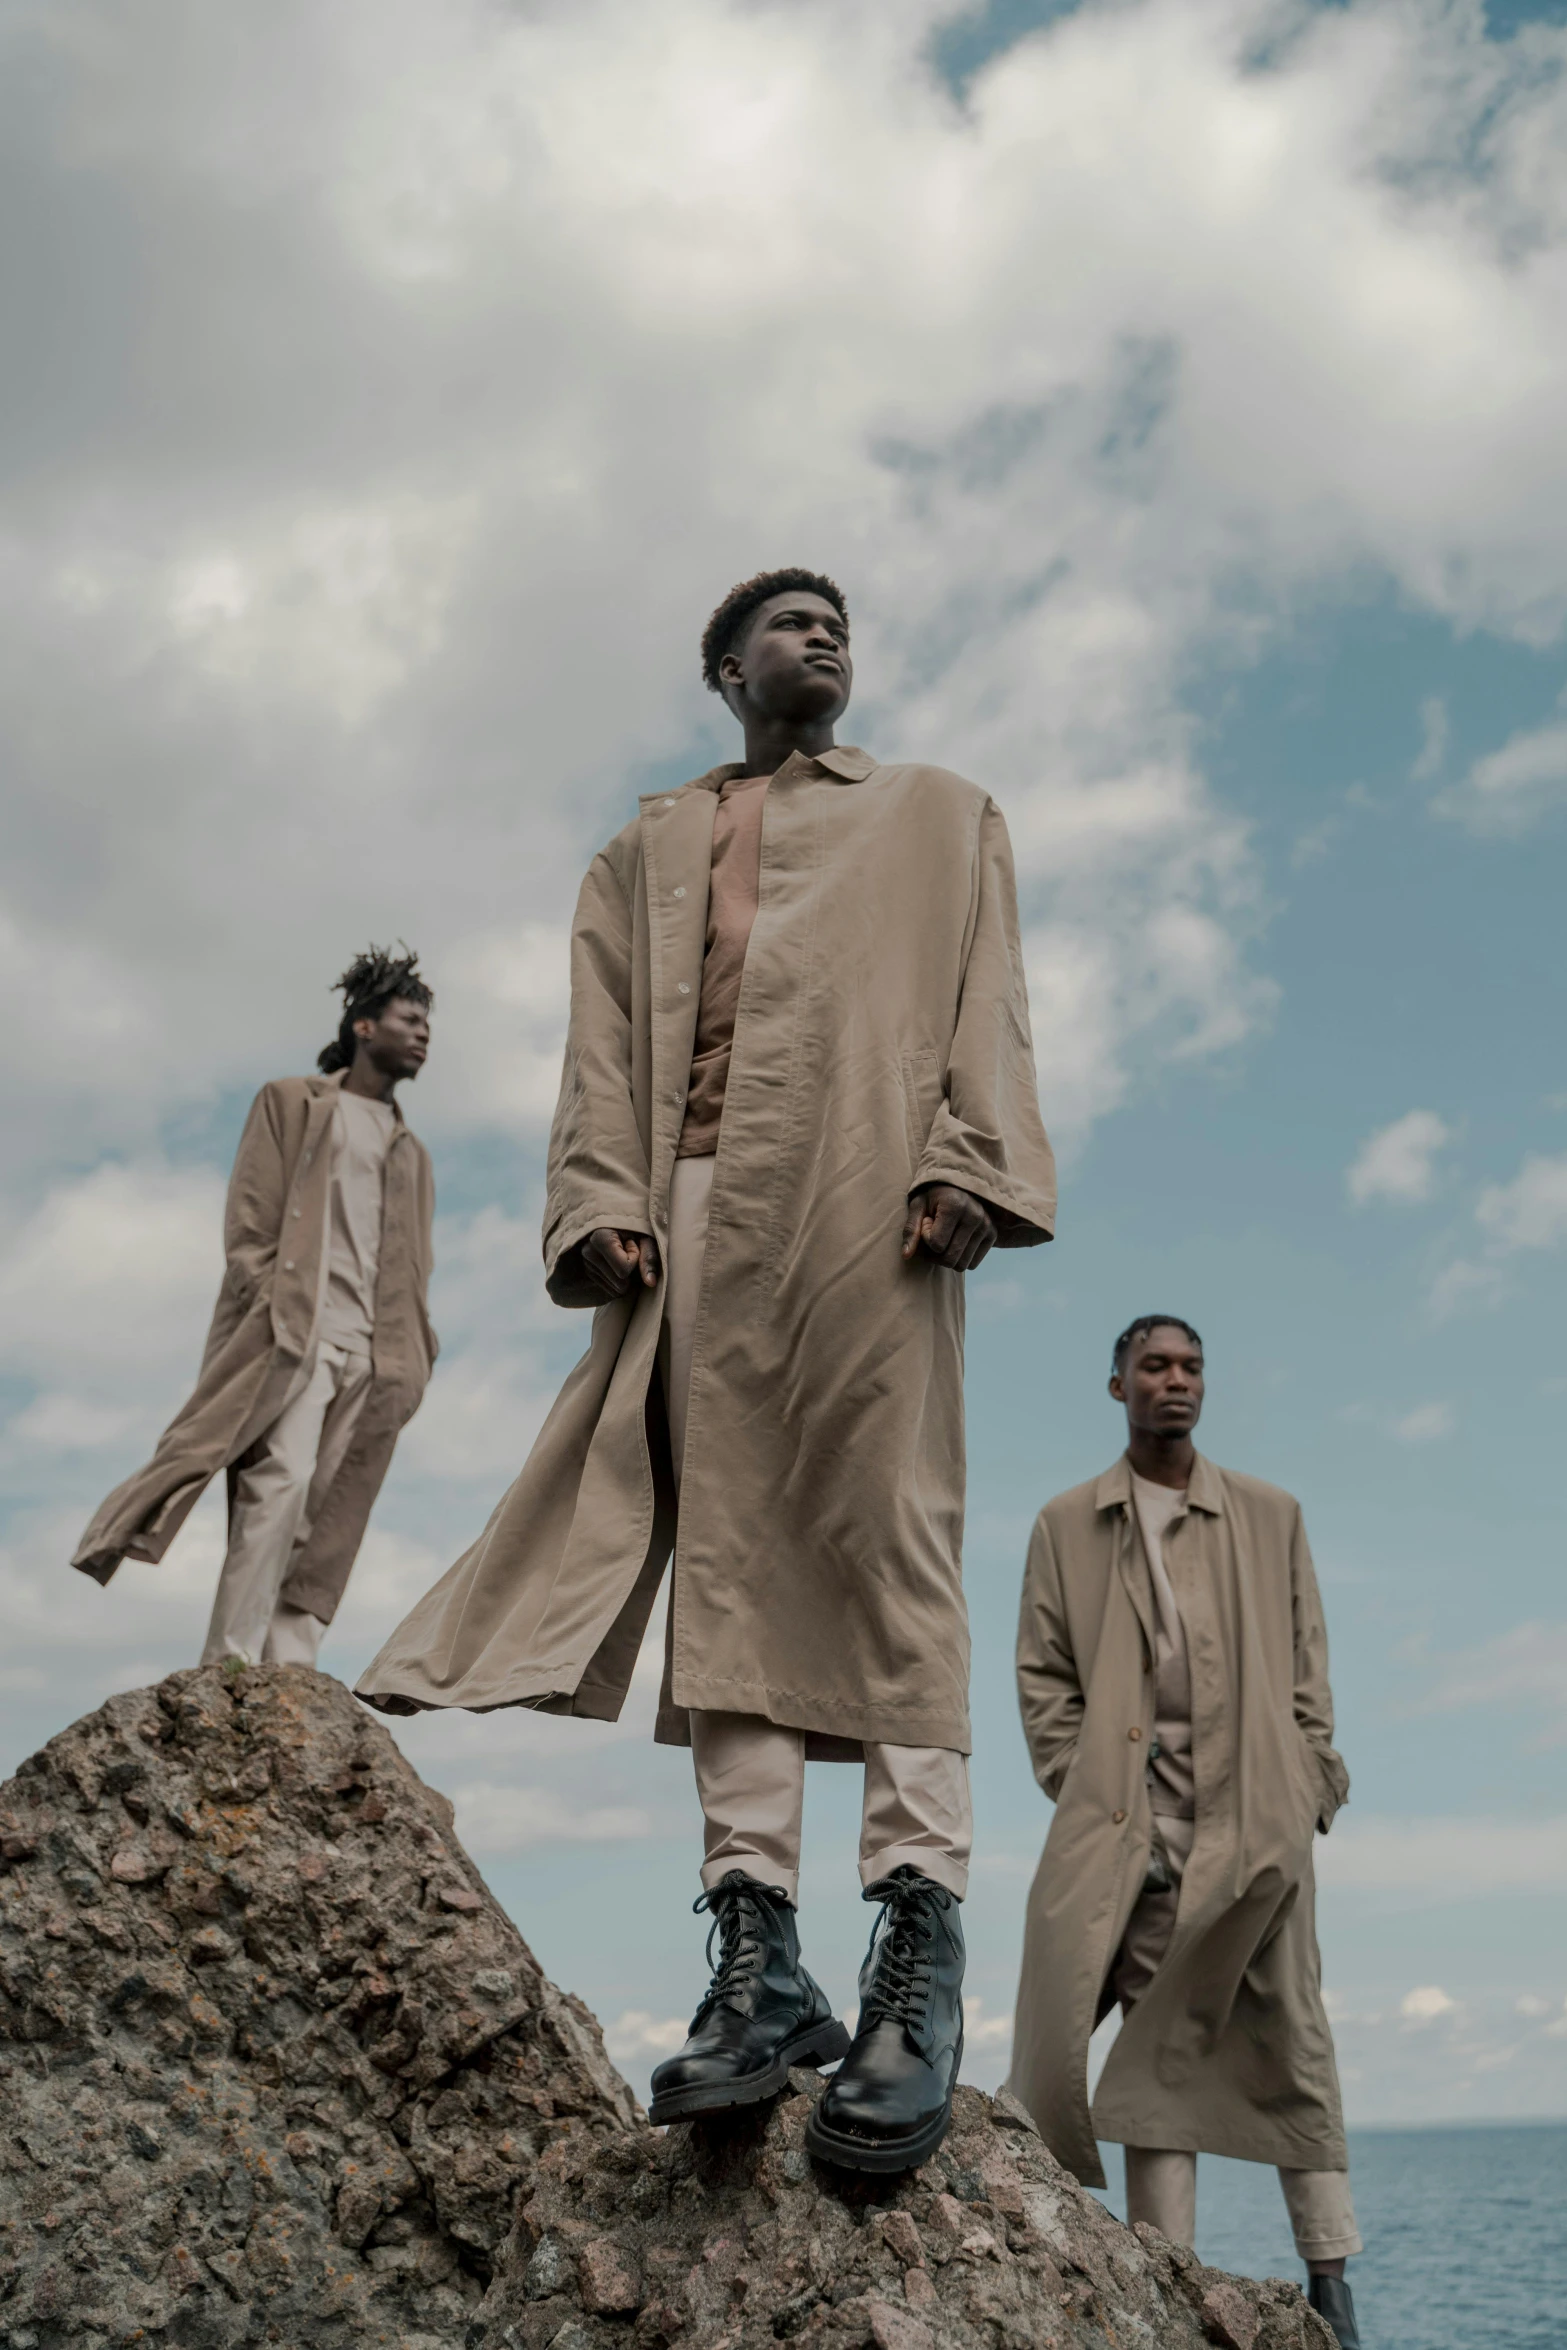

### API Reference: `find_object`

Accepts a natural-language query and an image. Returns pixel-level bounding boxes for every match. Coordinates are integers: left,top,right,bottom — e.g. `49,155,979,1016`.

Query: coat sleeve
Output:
222,1086,288,1314
911,798,1057,1247
1016,1509,1084,1800
1290,1505,1350,1833
542,851,653,1308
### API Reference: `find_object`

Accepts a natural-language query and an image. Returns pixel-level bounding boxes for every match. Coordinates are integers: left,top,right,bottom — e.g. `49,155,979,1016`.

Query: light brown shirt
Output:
1131,1471,1195,1821
318,1093,396,1349
677,773,770,1157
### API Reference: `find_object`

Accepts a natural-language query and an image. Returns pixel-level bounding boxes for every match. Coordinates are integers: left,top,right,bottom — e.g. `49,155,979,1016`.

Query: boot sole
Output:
802,2036,963,2176
648,2017,852,2125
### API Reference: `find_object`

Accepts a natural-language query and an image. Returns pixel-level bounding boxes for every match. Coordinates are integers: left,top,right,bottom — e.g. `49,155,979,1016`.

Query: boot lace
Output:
689,1878,786,2026
857,1872,939,2036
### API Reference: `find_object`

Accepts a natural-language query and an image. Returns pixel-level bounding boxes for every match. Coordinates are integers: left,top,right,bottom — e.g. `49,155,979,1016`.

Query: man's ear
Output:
1108,1374,1125,1403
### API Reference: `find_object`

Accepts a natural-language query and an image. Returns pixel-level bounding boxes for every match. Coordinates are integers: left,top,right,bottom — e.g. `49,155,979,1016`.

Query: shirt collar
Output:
1095,1451,1224,1516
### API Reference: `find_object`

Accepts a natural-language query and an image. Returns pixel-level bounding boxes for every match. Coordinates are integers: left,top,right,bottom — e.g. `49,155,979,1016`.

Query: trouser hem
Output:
699,1854,799,1904
860,1843,967,1899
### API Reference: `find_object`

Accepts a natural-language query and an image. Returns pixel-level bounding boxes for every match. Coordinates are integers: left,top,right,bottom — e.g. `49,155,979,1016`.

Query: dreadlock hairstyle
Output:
1111,1314,1203,1377
317,943,434,1075
699,567,848,695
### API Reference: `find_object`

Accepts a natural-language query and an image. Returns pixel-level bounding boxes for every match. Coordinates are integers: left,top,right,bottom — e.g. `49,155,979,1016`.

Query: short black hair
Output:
1111,1315,1203,1377
700,568,848,694
318,943,433,1075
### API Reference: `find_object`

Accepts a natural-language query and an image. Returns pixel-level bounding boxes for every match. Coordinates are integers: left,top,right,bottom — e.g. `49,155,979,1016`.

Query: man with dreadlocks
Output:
73,948,438,1673
359,570,1056,2172
1007,1318,1364,2350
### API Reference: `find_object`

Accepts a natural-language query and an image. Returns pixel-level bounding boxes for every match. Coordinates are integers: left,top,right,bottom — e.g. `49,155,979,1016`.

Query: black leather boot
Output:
1307,2275,1362,2349
805,1866,964,2174
647,1871,850,2124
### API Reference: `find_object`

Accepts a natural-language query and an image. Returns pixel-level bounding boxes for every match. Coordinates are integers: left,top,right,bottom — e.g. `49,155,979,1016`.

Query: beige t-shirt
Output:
677,774,770,1158
1131,1470,1195,1822
317,1093,397,1351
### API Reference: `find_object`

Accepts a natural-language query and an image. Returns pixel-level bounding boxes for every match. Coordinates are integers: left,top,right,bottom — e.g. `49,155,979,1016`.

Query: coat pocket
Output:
899,1047,945,1181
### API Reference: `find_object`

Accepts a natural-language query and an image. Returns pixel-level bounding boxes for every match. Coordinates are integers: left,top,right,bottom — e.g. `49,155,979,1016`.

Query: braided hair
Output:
1110,1315,1203,1377
317,944,433,1075
699,567,848,694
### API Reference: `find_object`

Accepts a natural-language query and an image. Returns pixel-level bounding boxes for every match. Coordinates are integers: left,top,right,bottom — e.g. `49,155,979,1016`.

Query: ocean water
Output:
1091,2125,1567,2350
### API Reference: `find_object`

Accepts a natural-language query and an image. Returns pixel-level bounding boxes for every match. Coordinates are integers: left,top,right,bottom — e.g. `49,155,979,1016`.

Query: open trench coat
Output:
357,745,1057,1752
71,1072,438,1623
1007,1453,1350,2186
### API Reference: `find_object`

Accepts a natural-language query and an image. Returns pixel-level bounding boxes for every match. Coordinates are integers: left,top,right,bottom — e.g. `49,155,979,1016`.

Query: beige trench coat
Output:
72,1072,437,1621
1008,1453,1350,2186
358,746,1056,1752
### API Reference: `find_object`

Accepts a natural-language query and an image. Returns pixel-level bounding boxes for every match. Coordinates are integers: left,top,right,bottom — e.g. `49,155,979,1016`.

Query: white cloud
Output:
0,1162,224,1389
1437,702,1567,832
1416,1621,1567,1738
451,1780,659,1855
1411,695,1448,783
1433,1148,1567,1315
1318,1813,1567,1898
1400,1985,1459,2025
1346,1110,1454,1206
1475,1152,1567,1252
604,2009,690,2063
1392,1400,1456,1444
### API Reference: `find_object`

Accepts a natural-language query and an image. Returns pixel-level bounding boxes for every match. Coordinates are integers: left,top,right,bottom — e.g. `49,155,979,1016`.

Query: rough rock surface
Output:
1,1668,1334,2350
0,1666,637,2347
473,2078,1335,2350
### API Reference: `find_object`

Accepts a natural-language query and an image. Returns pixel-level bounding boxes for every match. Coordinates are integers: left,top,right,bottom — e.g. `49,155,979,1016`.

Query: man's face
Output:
355,993,431,1081
1109,1326,1205,1437
718,591,852,728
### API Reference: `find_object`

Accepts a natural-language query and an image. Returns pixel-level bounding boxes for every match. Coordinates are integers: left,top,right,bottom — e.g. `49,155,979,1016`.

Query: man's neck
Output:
343,1057,396,1104
1126,1431,1194,1490
739,714,837,776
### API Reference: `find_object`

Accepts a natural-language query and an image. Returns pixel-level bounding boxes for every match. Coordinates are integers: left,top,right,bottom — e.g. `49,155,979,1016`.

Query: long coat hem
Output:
1089,2107,1349,2172
661,1673,972,1755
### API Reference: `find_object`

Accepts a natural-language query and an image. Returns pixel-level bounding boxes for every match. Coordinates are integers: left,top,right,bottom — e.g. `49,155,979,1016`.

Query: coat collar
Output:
1094,1450,1225,1517
302,1068,406,1126
678,745,877,794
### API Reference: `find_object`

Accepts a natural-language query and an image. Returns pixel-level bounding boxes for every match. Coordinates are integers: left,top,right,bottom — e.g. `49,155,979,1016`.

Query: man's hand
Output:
582,1228,660,1300
901,1183,997,1272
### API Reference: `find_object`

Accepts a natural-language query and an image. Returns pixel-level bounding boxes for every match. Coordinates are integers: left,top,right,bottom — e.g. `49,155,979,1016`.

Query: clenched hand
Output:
582,1228,661,1299
901,1183,997,1273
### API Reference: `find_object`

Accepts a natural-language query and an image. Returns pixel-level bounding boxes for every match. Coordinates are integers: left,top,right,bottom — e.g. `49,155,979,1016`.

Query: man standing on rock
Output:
73,947,439,1672
1008,1318,1364,2349
358,568,1056,2173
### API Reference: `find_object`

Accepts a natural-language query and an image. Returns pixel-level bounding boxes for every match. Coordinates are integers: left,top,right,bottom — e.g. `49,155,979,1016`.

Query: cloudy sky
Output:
5,0,1567,2167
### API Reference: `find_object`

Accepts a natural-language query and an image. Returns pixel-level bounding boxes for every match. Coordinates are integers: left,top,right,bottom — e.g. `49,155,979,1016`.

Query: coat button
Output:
677,982,691,995
662,797,677,808
292,1207,302,1219
284,1260,295,1272
1128,1727,1142,1742
1112,1809,1127,1825
673,886,687,899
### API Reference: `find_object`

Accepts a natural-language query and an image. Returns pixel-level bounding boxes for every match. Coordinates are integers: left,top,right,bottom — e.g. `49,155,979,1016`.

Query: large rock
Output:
0,1665,637,2347
0,1669,1334,2350
474,2079,1335,2350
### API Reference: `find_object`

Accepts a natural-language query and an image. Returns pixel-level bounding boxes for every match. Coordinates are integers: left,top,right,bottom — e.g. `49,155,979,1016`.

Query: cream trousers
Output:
661,1155,972,1907
199,1339,372,1669
1114,1813,1362,2262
